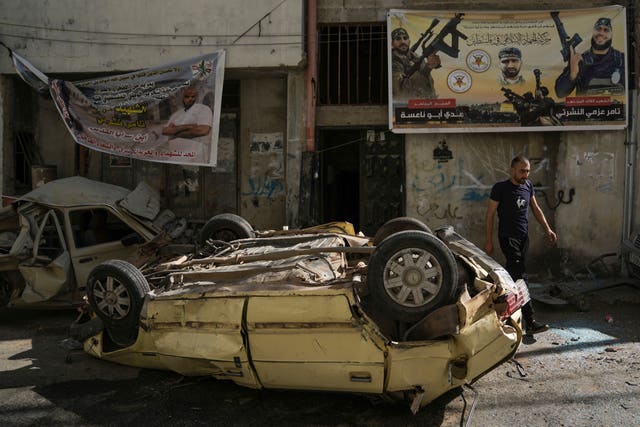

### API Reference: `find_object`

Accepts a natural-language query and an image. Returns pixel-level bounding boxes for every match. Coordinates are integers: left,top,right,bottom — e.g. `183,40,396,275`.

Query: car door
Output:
17,208,73,304
245,292,386,393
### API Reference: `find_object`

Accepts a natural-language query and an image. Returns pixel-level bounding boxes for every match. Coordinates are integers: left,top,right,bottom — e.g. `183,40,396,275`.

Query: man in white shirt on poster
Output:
162,86,213,161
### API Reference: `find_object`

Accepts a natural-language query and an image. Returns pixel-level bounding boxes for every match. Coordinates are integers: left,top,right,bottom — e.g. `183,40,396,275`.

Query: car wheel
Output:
373,217,432,246
87,260,149,331
198,213,255,244
367,230,458,323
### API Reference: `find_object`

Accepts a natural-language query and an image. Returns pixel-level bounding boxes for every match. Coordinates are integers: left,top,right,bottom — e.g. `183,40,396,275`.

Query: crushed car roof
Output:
18,176,131,207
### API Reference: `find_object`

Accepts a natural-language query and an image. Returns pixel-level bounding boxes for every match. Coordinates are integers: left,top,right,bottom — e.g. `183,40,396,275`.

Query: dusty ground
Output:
1,280,639,427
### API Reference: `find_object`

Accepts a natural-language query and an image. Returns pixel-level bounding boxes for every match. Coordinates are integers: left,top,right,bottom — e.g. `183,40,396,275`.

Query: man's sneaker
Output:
526,321,549,336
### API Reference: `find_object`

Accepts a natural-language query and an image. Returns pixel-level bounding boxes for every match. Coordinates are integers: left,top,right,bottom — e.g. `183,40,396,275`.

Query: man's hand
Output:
425,53,441,70
546,229,558,245
568,45,583,81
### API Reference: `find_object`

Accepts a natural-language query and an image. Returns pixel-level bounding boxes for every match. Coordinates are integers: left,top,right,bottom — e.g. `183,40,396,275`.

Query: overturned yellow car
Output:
74,219,526,412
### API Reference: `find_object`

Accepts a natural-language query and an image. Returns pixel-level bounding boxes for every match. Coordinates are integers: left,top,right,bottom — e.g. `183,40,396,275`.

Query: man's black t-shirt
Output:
490,179,533,238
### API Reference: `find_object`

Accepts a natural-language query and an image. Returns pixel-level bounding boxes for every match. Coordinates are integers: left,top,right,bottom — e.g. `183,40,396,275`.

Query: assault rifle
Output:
409,18,440,53
550,11,582,62
501,87,532,107
401,13,467,82
502,78,559,127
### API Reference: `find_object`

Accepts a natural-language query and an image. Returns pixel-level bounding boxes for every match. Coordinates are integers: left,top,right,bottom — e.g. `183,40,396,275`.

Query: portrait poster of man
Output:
12,51,225,166
388,6,627,133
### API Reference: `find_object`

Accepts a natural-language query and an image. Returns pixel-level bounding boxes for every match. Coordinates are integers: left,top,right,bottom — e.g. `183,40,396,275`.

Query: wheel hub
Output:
105,291,118,306
403,267,423,286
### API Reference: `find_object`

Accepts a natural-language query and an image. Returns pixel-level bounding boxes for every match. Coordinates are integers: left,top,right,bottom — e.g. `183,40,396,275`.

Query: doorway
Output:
318,129,405,235
318,129,361,230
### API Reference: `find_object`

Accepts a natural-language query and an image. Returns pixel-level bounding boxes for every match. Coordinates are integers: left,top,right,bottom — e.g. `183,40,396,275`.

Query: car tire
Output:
87,260,149,332
198,213,255,244
373,217,432,246
367,230,458,323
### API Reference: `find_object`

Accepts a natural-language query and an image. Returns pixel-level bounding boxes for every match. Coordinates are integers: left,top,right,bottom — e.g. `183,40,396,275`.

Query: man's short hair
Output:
594,17,612,31
499,47,522,60
391,28,409,40
511,156,530,167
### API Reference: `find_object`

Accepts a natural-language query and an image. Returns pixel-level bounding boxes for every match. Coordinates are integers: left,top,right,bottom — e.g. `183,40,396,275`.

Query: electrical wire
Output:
0,20,302,39
315,130,393,154
0,32,303,48
0,32,386,47
0,20,389,40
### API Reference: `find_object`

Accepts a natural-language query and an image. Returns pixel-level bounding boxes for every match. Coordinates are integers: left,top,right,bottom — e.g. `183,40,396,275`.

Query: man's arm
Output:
484,198,499,254
530,195,558,244
391,58,406,94
162,123,211,138
554,45,582,98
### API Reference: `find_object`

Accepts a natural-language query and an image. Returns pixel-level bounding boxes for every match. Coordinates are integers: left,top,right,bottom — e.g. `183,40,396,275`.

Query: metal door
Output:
359,131,405,236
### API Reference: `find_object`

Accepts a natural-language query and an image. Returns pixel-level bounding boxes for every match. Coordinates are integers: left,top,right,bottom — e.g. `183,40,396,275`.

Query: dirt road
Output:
1,283,639,426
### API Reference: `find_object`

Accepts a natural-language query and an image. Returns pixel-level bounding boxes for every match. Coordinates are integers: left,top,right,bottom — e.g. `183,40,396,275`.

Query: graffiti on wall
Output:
410,148,565,221
243,175,285,200
411,158,493,202
243,132,285,204
416,200,463,220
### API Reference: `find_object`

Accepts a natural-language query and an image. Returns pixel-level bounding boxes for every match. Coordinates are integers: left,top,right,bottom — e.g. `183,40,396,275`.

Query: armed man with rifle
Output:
391,13,467,101
554,15,625,98
502,69,561,127
391,27,441,100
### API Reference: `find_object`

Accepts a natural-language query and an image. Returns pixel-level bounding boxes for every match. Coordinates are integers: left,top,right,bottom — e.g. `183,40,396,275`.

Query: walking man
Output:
485,156,557,335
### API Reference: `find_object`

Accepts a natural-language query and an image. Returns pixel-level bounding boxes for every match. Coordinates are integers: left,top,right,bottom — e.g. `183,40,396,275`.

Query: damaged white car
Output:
0,177,250,308
74,218,528,412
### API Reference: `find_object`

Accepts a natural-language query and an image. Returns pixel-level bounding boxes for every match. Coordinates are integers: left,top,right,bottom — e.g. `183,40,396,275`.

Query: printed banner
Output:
14,52,225,166
388,6,627,133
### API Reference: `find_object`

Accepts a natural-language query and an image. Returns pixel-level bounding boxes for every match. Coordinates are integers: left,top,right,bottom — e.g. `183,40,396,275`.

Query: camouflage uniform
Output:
392,49,437,101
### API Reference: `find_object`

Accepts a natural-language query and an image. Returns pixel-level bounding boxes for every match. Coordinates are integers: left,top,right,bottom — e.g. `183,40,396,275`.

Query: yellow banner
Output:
388,6,627,133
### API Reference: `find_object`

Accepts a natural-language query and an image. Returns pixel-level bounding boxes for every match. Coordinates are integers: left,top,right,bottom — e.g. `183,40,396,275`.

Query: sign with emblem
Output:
388,6,627,133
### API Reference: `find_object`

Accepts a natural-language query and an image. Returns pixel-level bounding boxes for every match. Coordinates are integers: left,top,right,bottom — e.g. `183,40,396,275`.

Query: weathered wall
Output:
318,0,621,22
0,0,304,73
36,99,76,180
555,131,628,260
239,77,287,229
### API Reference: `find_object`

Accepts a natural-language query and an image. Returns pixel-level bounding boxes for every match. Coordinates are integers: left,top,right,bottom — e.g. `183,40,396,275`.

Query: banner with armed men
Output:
387,6,627,133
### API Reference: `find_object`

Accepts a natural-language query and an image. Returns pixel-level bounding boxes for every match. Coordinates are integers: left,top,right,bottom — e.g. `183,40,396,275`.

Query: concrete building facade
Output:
0,0,638,277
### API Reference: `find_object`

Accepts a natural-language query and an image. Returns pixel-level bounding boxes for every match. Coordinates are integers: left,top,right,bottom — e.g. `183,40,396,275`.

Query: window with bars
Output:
318,23,388,105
